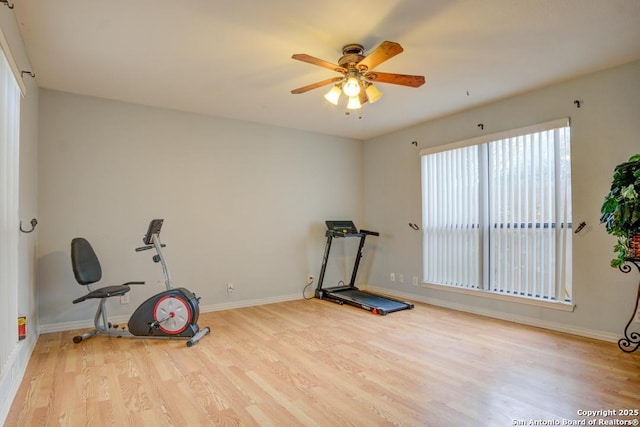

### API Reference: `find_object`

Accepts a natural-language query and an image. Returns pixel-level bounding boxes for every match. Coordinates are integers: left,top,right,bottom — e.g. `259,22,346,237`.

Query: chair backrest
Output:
71,237,102,286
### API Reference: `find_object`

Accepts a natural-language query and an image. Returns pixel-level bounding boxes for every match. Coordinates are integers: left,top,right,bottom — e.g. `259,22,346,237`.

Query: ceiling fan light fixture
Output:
346,96,361,110
365,83,383,104
324,85,341,105
342,76,361,97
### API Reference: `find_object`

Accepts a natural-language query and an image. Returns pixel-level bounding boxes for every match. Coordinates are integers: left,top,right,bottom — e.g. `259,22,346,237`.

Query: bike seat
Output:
72,284,131,304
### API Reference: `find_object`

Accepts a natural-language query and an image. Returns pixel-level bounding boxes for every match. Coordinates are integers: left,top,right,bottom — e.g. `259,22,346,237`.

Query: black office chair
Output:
70,237,132,343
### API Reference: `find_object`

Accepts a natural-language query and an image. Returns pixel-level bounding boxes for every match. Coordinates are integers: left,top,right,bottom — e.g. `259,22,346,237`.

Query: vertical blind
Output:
422,145,482,289
0,45,20,378
421,119,572,302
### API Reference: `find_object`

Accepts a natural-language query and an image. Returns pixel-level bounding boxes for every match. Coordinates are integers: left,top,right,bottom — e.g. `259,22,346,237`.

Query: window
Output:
421,119,572,304
0,38,21,376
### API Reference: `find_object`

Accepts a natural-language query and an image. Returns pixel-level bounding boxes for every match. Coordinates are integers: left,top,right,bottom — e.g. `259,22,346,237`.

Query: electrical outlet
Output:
227,282,235,292
120,293,130,304
390,273,395,282
307,275,314,285
413,276,419,286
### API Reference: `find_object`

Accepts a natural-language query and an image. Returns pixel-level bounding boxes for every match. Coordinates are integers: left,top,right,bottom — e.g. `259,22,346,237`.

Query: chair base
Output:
72,297,130,343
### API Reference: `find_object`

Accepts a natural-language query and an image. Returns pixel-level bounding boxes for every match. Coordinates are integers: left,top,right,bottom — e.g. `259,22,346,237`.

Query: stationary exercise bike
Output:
70,219,211,347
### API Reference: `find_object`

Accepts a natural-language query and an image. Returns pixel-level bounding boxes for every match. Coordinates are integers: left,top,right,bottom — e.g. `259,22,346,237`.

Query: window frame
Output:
419,118,574,311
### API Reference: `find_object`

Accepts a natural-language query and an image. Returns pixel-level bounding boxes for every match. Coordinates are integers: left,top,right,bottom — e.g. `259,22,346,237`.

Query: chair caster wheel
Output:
73,336,82,344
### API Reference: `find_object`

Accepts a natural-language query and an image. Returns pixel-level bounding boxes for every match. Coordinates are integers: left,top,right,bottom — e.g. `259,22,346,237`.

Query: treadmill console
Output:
325,220,358,236
143,219,164,244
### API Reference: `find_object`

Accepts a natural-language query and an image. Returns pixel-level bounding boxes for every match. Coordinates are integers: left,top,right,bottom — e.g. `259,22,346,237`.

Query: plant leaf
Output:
600,194,618,213
621,184,638,200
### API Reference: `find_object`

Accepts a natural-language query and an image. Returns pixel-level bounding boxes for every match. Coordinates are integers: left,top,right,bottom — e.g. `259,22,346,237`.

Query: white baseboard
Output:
0,335,38,426
365,285,620,343
39,293,303,334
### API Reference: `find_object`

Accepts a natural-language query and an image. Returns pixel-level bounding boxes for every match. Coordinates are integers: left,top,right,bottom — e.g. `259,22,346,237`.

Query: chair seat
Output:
72,285,131,304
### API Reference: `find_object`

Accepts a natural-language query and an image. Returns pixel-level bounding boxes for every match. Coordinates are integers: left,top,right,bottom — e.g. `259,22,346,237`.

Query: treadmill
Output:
315,220,414,315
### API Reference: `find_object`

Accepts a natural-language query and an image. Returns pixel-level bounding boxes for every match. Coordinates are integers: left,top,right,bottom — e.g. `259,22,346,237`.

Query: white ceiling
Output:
12,0,640,140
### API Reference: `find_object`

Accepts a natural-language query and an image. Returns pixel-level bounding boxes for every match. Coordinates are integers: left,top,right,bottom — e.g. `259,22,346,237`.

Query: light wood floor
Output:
6,299,640,426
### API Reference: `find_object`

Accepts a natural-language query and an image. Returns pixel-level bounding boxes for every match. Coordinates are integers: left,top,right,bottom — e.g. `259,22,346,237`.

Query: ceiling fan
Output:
290,41,425,109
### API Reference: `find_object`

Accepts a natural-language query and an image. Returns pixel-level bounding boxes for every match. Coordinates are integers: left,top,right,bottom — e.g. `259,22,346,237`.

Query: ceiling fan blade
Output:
365,71,425,87
291,77,341,94
357,41,404,72
291,54,348,73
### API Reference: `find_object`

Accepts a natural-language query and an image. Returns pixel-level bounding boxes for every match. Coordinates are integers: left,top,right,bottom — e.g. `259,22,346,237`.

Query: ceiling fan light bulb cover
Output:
365,84,383,103
347,96,361,110
343,77,361,97
324,86,341,105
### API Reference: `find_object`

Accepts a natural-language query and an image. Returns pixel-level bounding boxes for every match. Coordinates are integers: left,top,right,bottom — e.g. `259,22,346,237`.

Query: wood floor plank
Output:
6,299,640,426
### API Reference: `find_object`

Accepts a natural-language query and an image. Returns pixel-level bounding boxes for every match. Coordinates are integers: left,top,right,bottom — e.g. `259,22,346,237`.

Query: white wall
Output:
0,8,39,425
363,60,640,340
37,90,364,330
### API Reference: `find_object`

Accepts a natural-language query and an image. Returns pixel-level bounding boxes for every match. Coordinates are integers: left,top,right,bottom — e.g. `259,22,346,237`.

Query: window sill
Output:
421,282,575,312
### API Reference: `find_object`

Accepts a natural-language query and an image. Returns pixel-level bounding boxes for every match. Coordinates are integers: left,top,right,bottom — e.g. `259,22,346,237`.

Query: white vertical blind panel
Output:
422,146,481,287
487,127,571,300
0,49,20,377
556,127,572,301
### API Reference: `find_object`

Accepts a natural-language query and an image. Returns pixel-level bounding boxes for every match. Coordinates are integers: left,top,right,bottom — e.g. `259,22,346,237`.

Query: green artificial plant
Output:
600,154,640,267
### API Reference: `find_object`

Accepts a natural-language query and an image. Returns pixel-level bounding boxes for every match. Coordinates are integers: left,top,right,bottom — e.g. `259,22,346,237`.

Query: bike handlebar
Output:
135,244,166,252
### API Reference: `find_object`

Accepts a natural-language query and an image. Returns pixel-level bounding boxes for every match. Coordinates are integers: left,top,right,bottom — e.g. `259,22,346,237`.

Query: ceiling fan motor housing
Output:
339,44,365,68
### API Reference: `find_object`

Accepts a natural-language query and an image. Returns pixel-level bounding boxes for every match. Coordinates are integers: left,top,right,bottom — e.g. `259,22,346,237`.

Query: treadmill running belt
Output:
331,289,410,313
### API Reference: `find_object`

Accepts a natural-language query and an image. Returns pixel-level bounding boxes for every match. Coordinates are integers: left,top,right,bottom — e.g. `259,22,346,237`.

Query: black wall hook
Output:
411,141,417,146
21,71,35,78
477,123,484,130
0,0,14,9
574,100,581,108
408,223,420,231
20,218,38,233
